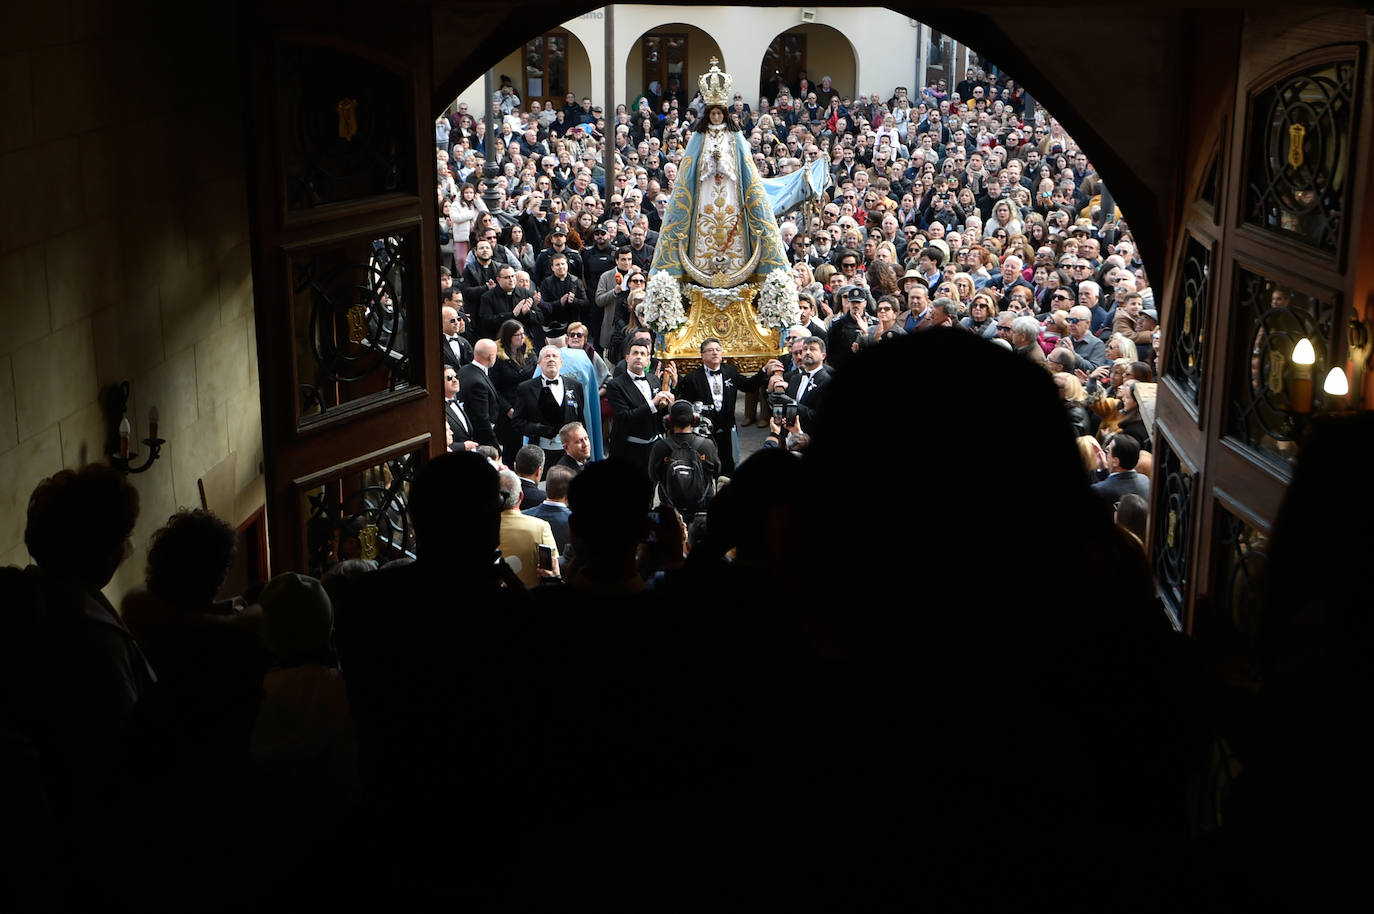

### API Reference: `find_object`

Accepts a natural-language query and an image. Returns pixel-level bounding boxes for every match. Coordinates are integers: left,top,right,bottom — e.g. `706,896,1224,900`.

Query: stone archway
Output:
621,21,722,113
759,23,858,106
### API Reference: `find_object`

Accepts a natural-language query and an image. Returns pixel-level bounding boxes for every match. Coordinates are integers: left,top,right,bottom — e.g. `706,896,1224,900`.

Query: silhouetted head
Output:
804,331,1112,643
567,458,653,562
408,452,501,564
707,447,804,565
25,463,139,589
145,508,236,609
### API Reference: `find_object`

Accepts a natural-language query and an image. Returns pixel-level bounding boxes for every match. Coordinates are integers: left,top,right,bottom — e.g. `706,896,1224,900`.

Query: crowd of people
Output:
18,64,1352,912
436,64,1163,556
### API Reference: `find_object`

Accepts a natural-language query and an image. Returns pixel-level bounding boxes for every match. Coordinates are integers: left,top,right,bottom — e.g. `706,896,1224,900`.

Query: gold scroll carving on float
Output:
659,283,780,374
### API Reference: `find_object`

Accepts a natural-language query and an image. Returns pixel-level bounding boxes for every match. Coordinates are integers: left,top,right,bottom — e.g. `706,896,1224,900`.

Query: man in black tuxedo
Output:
441,305,474,372
1090,434,1151,507
514,345,586,468
457,339,506,449
777,336,833,429
605,338,674,480
443,364,478,452
513,445,546,509
674,337,778,477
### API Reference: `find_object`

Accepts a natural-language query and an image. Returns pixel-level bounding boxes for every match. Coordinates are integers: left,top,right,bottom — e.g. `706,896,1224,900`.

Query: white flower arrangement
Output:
643,270,688,334
755,268,801,332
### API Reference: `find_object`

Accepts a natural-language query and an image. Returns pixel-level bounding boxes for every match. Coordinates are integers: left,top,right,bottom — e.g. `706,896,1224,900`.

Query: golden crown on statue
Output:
699,58,732,107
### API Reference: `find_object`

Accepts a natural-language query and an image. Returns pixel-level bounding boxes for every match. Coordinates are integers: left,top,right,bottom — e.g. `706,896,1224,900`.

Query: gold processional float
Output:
645,58,825,374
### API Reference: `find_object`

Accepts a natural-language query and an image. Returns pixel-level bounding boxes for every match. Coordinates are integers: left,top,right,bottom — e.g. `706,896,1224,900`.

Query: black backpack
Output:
662,436,710,514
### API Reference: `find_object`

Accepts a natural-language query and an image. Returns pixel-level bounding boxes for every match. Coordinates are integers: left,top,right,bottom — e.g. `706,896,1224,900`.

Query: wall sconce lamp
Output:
104,381,165,475
1289,337,1315,414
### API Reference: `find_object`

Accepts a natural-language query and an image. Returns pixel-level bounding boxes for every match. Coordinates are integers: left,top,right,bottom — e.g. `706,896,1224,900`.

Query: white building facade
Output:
452,6,970,118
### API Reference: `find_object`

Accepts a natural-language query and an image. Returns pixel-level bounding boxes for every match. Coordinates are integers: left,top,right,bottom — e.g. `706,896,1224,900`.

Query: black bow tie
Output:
631,375,649,383
707,368,722,376
545,378,560,386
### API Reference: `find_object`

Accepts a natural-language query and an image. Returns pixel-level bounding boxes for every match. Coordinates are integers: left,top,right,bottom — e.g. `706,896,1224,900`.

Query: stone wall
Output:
0,1,261,602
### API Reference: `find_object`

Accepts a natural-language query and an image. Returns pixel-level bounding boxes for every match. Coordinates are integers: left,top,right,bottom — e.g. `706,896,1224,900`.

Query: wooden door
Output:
1152,12,1370,666
245,2,444,576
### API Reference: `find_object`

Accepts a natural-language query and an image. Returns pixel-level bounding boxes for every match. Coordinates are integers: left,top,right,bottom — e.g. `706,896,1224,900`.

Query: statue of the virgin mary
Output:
651,59,791,287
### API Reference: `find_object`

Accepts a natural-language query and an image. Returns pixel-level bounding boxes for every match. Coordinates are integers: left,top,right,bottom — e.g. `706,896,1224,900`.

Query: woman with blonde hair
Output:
952,272,976,306
876,240,899,265
983,199,1023,240
793,260,824,303
1055,372,1094,438
1075,435,1108,484
1105,333,1139,362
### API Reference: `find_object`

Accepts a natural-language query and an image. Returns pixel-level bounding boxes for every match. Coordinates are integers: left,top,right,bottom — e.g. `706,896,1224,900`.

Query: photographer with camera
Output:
648,400,720,519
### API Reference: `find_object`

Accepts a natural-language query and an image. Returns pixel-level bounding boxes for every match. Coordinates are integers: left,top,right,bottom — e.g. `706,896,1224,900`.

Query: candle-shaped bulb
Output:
1292,337,1316,366
149,406,159,441
1289,338,1316,414
1323,366,1349,397
119,416,131,459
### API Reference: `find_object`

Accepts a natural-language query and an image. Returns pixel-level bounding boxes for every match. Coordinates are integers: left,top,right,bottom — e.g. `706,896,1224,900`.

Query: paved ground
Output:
733,400,773,467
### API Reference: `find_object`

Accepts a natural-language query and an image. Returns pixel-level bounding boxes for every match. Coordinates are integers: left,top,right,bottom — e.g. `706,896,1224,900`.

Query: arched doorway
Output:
759,24,857,105
519,29,593,112
448,28,593,116
624,23,722,112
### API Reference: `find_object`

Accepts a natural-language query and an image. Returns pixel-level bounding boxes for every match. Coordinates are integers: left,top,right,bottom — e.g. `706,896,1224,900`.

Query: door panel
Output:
1152,14,1367,643
246,2,443,574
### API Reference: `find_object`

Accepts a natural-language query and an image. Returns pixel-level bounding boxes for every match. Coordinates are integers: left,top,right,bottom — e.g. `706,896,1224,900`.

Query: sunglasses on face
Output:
445,374,457,380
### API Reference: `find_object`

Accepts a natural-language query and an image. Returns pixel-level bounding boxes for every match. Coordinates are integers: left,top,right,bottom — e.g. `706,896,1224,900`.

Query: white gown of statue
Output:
693,124,748,274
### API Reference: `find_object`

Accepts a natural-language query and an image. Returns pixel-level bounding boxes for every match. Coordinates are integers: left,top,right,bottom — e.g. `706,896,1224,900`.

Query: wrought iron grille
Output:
293,233,414,423
1215,507,1268,646
1244,59,1356,253
304,449,421,578
1227,269,1334,470
1151,435,1194,628
1167,235,1210,408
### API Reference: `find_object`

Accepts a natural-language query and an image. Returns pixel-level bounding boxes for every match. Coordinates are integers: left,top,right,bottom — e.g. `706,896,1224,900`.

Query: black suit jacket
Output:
605,370,667,457
675,364,767,432
457,363,504,447
513,375,586,444
784,365,834,427
441,334,473,372
520,477,546,509
444,397,476,452
478,287,534,340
